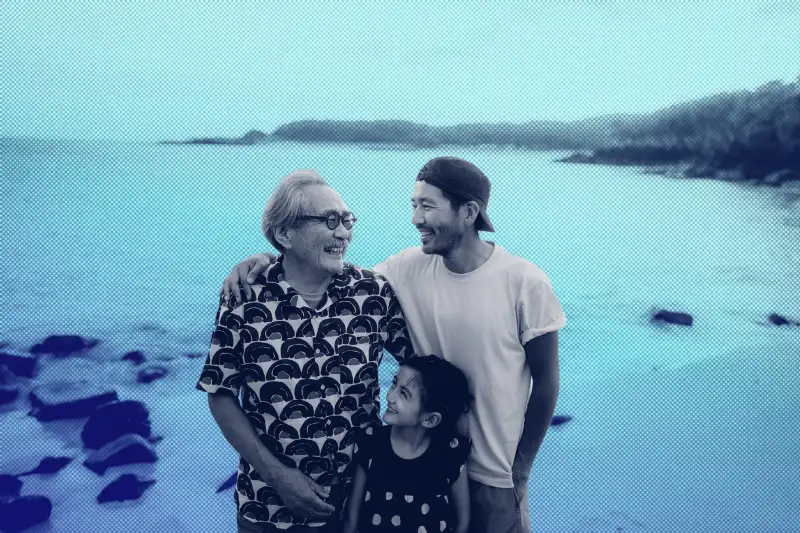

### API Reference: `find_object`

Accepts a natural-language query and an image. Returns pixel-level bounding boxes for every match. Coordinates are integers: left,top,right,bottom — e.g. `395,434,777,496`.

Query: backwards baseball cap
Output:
415,156,495,232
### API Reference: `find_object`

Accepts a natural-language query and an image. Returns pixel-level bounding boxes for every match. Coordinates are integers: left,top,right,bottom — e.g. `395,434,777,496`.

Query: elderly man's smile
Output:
323,243,347,257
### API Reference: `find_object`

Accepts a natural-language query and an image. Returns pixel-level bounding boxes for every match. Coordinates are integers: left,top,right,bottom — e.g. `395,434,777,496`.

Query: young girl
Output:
343,355,473,533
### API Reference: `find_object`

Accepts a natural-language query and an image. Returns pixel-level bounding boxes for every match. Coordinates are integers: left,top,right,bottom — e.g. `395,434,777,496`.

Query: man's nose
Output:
333,223,349,239
411,206,425,226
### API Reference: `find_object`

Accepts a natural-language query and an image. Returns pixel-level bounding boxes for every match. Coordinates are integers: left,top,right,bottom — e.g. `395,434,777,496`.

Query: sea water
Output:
2,138,798,532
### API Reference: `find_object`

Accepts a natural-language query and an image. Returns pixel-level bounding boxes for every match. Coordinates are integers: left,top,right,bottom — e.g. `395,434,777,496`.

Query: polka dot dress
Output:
354,425,471,533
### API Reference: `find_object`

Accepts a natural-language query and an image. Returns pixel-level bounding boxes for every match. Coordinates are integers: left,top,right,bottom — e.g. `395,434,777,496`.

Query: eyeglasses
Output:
297,210,357,230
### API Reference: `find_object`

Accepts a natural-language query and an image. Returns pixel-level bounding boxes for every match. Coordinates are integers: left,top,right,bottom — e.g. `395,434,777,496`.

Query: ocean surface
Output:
2,138,799,532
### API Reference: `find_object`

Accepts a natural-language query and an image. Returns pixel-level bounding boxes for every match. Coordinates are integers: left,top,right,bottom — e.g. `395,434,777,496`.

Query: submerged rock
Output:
96,474,156,503
81,400,152,449
651,309,693,326
216,472,238,493
29,335,99,358
84,434,158,475
29,381,118,422
0,495,52,532
0,365,16,385
551,414,573,426
122,350,146,365
768,313,799,326
17,456,73,477
0,352,37,379
0,387,19,405
0,475,22,498
136,365,168,384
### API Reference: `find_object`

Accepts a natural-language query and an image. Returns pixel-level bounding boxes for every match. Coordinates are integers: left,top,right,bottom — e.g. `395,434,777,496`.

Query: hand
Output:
272,468,335,520
512,471,531,533
220,253,276,306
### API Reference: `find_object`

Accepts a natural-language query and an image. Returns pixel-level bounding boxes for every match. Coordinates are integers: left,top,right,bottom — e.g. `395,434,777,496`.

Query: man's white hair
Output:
261,169,329,252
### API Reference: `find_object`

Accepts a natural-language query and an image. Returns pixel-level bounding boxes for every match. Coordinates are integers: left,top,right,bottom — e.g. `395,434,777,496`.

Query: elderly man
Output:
223,157,566,533
197,170,412,532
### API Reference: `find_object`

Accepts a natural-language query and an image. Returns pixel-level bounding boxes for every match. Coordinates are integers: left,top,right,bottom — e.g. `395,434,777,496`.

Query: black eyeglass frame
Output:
296,210,357,230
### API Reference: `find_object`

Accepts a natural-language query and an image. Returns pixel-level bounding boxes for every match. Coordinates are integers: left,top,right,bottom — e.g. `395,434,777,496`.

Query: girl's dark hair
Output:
399,354,473,438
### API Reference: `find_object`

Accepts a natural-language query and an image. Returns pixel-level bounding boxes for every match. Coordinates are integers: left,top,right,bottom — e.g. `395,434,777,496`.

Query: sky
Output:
1,1,798,141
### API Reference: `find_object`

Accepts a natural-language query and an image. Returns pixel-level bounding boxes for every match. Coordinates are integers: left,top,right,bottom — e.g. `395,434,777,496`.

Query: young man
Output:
223,157,566,533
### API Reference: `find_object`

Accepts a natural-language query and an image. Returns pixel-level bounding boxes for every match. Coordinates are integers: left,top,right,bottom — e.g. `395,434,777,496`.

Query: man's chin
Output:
324,260,345,274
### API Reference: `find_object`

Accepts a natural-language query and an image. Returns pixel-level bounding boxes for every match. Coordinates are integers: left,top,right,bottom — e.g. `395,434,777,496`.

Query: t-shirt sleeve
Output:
371,249,405,284
371,259,389,277
517,278,567,345
444,434,472,485
195,292,245,397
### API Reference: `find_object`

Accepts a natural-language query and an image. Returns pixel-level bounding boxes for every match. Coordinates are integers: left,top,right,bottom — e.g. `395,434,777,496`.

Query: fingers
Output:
304,480,336,516
293,495,335,519
220,283,229,304
230,278,242,307
246,254,274,284
309,480,330,500
308,494,336,516
236,263,252,301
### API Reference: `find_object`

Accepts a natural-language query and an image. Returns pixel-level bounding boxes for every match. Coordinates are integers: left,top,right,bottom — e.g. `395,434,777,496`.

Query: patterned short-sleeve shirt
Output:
196,257,412,530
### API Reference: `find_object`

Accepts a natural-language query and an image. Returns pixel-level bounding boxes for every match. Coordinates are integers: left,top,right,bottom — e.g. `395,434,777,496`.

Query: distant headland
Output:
161,78,800,187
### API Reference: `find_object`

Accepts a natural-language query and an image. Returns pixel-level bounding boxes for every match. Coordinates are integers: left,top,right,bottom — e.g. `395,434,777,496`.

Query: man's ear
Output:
462,201,480,227
273,226,293,250
421,411,443,430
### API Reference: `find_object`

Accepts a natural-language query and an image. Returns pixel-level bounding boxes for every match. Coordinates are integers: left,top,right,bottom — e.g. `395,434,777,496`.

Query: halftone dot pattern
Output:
3,2,799,532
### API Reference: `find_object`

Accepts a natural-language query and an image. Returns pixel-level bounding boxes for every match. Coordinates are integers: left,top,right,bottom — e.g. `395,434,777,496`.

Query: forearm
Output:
514,380,559,473
208,394,288,486
451,469,470,533
343,466,367,533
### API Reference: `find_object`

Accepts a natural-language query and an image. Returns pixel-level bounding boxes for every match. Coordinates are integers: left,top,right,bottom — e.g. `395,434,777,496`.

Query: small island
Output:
162,77,800,187
160,129,274,146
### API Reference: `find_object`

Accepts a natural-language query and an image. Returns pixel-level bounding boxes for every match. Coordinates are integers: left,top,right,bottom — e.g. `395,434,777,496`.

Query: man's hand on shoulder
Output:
220,253,276,306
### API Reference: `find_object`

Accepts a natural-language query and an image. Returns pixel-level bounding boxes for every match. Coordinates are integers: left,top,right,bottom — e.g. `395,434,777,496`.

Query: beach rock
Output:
763,169,800,187
0,495,52,532
216,472,238,493
122,350,146,365
551,414,573,426
81,400,152,449
0,352,37,378
768,313,799,326
0,387,19,405
29,335,99,358
0,475,22,498
29,381,118,422
0,365,16,385
17,456,73,477
651,309,693,326
96,474,156,503
136,365,168,384
84,434,158,475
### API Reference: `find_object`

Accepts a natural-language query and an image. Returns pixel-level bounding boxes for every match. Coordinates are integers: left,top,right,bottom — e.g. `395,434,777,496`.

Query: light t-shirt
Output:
373,243,566,488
